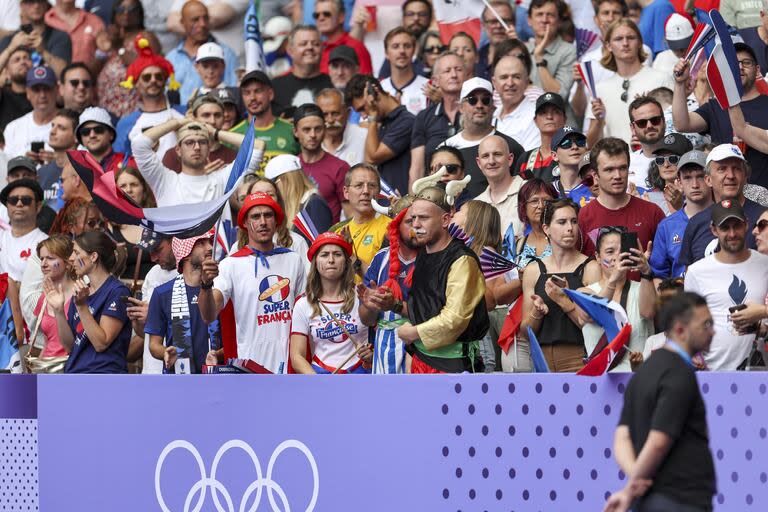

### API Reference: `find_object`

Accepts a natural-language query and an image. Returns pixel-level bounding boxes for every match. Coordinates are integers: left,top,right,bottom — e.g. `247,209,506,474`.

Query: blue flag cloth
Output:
526,326,550,373
563,288,627,342
244,0,267,72
0,299,20,372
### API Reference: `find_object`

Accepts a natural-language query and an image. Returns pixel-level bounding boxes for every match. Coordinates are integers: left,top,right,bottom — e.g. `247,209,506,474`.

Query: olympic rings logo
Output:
155,439,319,512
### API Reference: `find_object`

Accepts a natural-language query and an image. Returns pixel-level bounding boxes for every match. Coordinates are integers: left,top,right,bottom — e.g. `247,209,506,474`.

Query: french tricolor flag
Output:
706,10,743,109
433,0,485,46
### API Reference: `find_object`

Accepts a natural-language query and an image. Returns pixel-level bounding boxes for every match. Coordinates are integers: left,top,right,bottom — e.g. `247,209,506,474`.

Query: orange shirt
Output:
44,9,105,66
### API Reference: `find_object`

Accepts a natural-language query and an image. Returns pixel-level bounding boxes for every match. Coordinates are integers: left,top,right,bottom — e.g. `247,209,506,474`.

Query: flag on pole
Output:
577,61,597,99
67,121,257,238
433,0,485,46
577,324,632,376
244,0,267,72
497,298,522,354
0,299,21,373
526,326,550,373
706,9,743,109
684,20,715,62
293,210,319,243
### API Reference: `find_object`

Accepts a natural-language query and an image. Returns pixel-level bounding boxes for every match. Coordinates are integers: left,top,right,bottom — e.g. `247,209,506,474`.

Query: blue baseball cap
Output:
26,66,56,88
551,126,586,151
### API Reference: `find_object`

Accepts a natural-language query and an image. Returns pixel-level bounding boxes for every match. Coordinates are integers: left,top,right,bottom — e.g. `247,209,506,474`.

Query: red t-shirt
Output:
578,195,665,257
320,33,373,75
300,152,349,223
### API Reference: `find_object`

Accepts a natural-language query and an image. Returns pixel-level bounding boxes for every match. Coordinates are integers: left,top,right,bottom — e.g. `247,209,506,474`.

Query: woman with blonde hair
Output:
32,236,75,358
264,154,333,234
290,233,373,374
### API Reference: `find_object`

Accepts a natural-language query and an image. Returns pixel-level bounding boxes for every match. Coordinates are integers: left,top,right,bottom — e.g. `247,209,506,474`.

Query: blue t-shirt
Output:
64,276,131,374
677,198,766,267
638,0,675,56
553,180,593,207
649,208,689,279
144,278,212,373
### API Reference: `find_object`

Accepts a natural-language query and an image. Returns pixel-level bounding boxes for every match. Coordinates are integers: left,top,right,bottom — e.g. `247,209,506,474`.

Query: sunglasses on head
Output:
655,155,680,166
312,11,332,19
140,72,166,83
756,219,768,232
598,225,628,237
633,115,663,129
79,125,107,137
465,95,492,106
7,195,34,206
558,137,587,150
68,79,92,88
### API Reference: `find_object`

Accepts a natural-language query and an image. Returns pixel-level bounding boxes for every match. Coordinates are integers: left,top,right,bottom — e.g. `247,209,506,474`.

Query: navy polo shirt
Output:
379,105,415,196
411,101,461,170
64,276,131,374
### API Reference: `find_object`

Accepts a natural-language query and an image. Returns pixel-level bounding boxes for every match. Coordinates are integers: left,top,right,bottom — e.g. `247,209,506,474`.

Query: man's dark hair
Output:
594,0,628,15
293,103,324,125
529,0,567,20
657,292,708,333
628,95,663,122
344,74,379,106
55,108,81,131
60,62,94,83
430,145,466,170
590,137,630,170
385,26,416,49
402,0,432,19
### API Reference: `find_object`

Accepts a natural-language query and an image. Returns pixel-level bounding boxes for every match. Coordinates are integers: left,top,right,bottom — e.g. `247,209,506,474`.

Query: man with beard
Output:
0,0,70,76
396,185,488,373
272,26,333,113
76,107,130,175
327,45,359,90
230,70,298,174
477,0,517,80
359,196,416,374
294,103,349,223
443,77,524,198
0,47,32,132
316,0,372,76
674,43,768,188
628,96,667,190
514,92,567,182
316,88,366,167
379,27,428,116
685,199,768,370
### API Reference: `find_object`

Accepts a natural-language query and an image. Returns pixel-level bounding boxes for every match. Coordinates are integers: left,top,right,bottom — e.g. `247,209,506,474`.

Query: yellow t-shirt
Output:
333,214,391,270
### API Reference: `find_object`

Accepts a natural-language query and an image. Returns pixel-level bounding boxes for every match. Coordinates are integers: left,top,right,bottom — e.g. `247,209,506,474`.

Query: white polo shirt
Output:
380,75,429,116
493,97,541,151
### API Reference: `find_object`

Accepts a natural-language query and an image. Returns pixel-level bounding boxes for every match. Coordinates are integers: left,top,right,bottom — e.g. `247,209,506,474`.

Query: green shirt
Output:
230,118,299,175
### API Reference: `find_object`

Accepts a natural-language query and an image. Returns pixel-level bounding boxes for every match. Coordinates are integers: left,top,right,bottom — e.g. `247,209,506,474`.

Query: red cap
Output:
237,192,285,228
307,232,353,261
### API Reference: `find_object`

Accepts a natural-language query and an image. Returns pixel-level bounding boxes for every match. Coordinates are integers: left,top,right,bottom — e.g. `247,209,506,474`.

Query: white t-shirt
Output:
141,264,179,374
0,0,20,32
324,123,367,168
213,250,307,373
443,130,496,149
685,250,768,370
2,112,52,159
493,98,541,152
0,228,47,281
127,109,185,160
652,49,679,76
291,296,367,372
586,66,675,143
380,75,429,115
629,149,654,189
171,0,248,61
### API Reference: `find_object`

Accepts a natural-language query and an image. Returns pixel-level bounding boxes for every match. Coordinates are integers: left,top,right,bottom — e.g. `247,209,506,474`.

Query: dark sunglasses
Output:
756,219,768,232
115,5,140,14
633,115,663,129
7,195,34,206
558,137,587,150
655,155,680,166
79,125,108,137
433,163,462,175
68,79,92,88
425,45,446,54
620,79,630,102
465,95,492,106
581,174,594,187
312,11,332,19
140,72,166,83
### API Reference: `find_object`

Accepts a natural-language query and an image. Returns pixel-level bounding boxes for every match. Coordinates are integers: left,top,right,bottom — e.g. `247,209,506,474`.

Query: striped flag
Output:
433,0,484,45
293,210,319,242
577,324,632,376
244,0,267,72
684,20,714,62
706,10,743,109
577,61,597,99
67,121,258,238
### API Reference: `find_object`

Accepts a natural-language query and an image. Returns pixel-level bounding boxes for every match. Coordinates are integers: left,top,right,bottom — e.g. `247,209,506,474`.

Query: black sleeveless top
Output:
533,258,591,347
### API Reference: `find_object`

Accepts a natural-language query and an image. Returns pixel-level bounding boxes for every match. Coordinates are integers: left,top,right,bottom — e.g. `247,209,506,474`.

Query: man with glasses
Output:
628,96,667,189
515,92,567,182
443,77,524,198
650,150,713,285
674,42,768,188
316,88,366,167
492,53,541,151
347,74,414,196
579,137,665,259
550,126,591,206
477,0,517,80
380,27,427,116
75,107,128,176
58,63,95,114
0,156,56,231
316,0,372,76
0,0,70,76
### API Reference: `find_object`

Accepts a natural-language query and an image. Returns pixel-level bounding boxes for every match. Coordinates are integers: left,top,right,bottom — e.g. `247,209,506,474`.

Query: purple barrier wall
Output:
32,373,767,511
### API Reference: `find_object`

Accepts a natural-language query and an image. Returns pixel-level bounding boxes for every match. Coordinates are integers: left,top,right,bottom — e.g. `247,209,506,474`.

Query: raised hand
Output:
201,257,219,285
43,277,65,313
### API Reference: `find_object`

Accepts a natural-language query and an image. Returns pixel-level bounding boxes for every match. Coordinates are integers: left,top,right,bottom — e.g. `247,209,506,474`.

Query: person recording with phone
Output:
0,0,70,77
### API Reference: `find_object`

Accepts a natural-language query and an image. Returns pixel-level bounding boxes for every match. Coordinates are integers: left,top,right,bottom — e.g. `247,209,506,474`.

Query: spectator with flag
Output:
290,232,373,374
520,198,601,372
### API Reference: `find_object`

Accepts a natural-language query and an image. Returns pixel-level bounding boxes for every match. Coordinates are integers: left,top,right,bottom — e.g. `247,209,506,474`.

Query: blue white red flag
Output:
67,122,257,238
684,20,715,62
563,288,628,341
577,324,632,376
244,0,267,72
577,61,597,99
526,326,550,373
706,10,743,109
378,177,398,198
293,209,319,242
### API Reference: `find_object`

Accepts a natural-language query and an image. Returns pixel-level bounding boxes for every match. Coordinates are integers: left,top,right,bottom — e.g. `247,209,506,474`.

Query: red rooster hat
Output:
120,34,180,90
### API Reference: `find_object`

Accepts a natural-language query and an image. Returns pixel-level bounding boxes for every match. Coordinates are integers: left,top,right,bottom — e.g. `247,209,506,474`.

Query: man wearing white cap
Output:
652,13,694,76
165,1,238,104
678,144,767,268
263,16,293,78
75,106,127,175
442,77,524,198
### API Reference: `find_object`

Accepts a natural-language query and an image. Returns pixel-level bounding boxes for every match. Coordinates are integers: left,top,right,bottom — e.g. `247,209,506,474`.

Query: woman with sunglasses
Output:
520,198,600,372
417,31,444,78
290,233,372,374
579,226,656,372
642,133,691,216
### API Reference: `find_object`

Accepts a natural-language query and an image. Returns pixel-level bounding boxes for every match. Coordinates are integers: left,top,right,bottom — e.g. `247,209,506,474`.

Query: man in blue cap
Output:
3,65,58,159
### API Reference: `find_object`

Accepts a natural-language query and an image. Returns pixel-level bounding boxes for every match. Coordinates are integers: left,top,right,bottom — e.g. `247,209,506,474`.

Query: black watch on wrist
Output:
640,272,654,281
536,59,548,67
200,280,213,290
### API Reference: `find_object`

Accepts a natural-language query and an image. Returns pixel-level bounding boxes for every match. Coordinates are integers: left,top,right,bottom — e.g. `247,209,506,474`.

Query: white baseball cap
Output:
665,13,694,50
459,77,493,102
264,154,302,181
705,143,746,165
76,106,115,142
196,42,225,63
263,17,293,54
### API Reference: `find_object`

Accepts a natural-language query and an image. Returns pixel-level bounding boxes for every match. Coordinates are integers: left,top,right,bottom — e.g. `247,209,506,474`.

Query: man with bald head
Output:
396,187,489,373
475,135,525,239
166,1,239,104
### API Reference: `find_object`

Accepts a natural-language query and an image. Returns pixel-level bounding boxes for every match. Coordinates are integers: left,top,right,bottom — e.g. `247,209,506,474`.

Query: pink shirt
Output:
300,152,349,223
44,9,105,66
34,293,70,358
